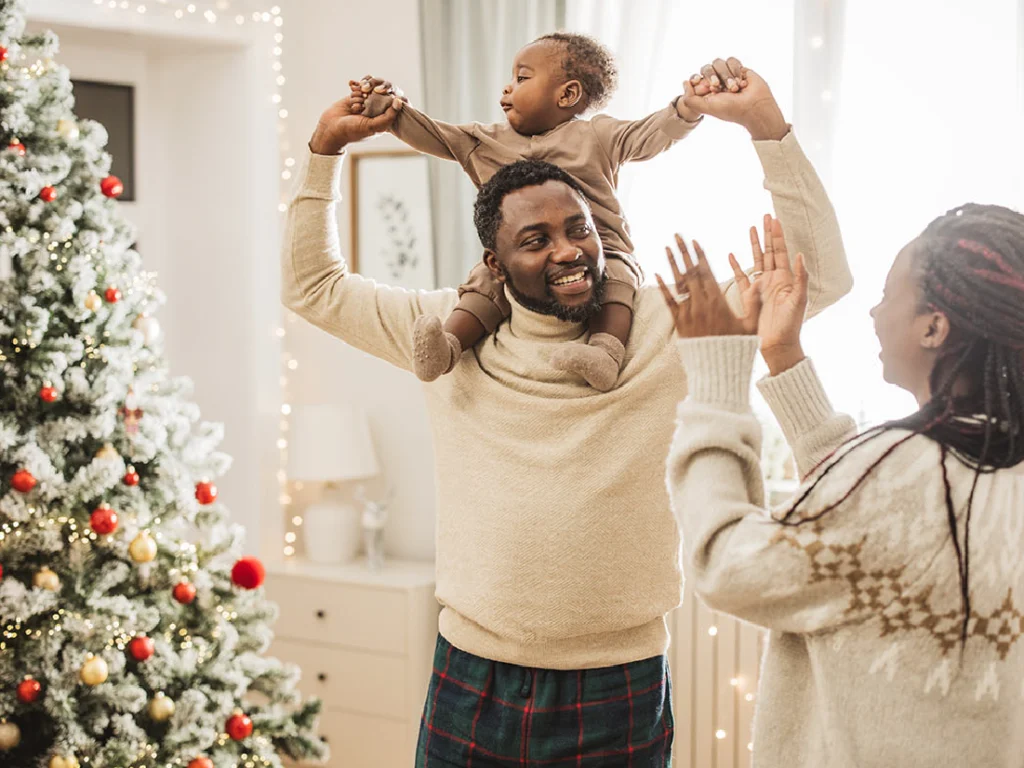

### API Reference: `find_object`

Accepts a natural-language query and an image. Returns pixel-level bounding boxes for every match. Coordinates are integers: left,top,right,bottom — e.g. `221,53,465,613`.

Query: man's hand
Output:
680,61,789,141
308,89,403,155
657,234,760,339
351,76,407,120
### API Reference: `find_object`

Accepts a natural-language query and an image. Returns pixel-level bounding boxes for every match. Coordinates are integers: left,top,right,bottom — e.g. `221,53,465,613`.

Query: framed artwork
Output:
350,150,435,289
71,79,136,201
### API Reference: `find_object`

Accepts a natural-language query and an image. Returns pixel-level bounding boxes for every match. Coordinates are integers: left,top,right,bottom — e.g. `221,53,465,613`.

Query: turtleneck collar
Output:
503,287,588,343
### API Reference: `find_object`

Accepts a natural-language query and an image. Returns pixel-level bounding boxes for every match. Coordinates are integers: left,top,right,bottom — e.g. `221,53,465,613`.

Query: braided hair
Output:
780,203,1024,650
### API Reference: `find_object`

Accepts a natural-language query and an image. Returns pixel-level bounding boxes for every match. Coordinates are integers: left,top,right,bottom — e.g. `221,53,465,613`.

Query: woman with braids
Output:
659,205,1024,767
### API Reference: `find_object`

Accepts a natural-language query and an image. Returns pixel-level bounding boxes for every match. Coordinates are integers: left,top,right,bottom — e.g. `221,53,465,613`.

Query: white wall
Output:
279,0,438,560
25,13,281,551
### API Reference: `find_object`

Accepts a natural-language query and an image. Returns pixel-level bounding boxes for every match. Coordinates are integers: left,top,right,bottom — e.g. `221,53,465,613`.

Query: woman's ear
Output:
558,80,584,109
483,250,505,282
922,310,951,349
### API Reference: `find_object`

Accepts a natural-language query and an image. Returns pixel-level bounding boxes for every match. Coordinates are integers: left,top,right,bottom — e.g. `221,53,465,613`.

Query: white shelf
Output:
269,557,436,589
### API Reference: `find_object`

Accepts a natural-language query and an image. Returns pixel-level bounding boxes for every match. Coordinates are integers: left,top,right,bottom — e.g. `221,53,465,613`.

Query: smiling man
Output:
283,62,852,767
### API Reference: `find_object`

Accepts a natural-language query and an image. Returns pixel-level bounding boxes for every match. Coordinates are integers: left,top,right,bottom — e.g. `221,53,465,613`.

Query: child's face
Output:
501,40,573,135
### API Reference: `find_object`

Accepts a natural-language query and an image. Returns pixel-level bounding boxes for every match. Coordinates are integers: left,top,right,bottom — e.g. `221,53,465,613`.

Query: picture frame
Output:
71,79,136,202
349,150,435,290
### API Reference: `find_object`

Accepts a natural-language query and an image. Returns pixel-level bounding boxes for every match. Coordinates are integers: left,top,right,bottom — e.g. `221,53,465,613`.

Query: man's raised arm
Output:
282,93,456,371
681,60,854,319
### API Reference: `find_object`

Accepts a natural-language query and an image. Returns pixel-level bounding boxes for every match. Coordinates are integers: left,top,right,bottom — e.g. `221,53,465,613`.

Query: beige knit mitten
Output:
550,332,626,392
412,315,463,382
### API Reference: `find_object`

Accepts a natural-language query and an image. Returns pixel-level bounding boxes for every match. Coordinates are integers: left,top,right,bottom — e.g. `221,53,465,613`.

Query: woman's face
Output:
869,241,950,405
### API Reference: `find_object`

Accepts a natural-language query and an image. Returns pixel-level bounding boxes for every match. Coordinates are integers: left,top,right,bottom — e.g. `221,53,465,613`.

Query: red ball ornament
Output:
173,582,197,605
104,286,121,303
188,759,214,768
123,467,140,487
0,563,3,579
90,505,119,535
39,186,57,202
195,481,218,505
11,469,37,493
39,385,58,403
0,47,7,62
100,175,124,198
8,142,25,156
226,712,253,741
231,557,265,590
16,677,42,704
128,635,155,662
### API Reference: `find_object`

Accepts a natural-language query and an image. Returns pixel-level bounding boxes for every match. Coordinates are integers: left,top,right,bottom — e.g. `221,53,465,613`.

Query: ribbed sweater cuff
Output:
756,357,835,436
676,336,760,408
752,127,800,176
298,148,345,200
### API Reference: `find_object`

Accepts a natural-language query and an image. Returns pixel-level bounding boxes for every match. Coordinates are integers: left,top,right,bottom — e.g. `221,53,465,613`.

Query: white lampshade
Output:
287,405,380,483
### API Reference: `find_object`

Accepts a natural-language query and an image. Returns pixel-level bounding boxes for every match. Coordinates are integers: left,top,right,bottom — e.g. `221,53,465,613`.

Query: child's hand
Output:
349,76,407,119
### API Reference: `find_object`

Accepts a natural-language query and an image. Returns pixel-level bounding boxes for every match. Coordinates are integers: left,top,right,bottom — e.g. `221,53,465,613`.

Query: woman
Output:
659,206,1024,767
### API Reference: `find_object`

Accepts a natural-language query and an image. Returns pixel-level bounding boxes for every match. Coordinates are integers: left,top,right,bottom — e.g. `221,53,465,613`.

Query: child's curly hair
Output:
536,32,618,112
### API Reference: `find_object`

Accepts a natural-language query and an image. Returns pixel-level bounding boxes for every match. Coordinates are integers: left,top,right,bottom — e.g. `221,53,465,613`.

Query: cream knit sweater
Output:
281,131,852,669
669,337,1024,767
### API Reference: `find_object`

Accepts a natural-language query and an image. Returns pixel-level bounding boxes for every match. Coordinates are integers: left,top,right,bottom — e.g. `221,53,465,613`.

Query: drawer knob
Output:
317,673,327,682
315,610,326,620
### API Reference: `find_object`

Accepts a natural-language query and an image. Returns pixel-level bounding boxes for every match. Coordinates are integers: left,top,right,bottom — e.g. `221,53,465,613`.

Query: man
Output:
283,59,852,766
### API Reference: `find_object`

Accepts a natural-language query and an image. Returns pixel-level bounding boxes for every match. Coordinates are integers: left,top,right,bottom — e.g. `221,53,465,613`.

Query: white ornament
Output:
0,721,21,750
132,314,161,345
56,118,80,141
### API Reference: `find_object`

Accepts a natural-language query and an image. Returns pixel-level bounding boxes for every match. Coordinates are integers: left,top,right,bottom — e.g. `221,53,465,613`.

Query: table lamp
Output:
288,405,380,564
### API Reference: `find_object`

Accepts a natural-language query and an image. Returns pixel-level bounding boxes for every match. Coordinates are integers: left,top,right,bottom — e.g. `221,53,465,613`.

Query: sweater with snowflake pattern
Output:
668,336,1024,768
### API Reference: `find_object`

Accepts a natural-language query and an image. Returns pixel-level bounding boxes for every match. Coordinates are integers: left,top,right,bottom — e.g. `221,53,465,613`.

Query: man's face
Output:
484,181,606,322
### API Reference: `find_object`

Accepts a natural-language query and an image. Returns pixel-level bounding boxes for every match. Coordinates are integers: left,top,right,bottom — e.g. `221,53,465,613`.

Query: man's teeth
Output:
552,272,587,286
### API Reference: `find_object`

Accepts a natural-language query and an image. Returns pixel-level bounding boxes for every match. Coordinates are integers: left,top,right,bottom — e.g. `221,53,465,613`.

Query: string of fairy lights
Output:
83,0,302,560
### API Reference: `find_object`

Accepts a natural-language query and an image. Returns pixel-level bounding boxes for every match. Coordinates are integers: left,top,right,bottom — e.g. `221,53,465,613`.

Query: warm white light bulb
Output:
708,626,718,636
715,730,726,740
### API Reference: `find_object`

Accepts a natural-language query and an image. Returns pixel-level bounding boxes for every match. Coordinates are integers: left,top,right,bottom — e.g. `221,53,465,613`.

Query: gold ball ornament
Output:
79,654,109,686
148,691,176,722
95,443,119,460
33,567,60,592
84,290,102,311
129,531,158,563
49,756,80,768
56,118,80,141
0,721,21,750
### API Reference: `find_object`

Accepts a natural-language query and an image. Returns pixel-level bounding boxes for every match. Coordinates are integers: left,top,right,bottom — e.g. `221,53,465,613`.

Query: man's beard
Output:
499,264,606,323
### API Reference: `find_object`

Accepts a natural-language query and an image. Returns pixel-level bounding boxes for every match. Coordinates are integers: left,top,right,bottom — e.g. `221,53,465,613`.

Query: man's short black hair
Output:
473,160,589,251
536,32,618,111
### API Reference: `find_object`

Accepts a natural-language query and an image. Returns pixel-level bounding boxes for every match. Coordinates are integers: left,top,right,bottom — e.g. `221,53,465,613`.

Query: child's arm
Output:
589,88,703,167
353,77,484,184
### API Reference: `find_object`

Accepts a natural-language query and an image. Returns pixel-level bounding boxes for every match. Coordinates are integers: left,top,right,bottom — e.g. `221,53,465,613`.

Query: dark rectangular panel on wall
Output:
71,79,136,202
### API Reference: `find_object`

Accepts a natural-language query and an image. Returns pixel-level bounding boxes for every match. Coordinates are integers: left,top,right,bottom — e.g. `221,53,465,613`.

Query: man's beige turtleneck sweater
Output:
281,131,851,669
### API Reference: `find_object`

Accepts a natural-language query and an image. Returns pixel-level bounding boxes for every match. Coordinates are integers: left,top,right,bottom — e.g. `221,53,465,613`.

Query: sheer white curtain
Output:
804,0,1024,423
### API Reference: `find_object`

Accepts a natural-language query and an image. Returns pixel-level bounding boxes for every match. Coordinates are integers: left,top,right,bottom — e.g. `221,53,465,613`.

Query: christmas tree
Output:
0,1,326,765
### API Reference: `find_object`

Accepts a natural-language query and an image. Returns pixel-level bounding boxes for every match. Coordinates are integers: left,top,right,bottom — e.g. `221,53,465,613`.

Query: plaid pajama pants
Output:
416,635,674,767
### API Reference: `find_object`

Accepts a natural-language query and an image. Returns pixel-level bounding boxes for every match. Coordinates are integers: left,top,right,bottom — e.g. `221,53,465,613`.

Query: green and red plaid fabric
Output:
416,634,674,767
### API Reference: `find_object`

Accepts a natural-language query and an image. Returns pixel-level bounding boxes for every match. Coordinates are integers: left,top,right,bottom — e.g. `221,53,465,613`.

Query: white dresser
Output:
266,559,439,767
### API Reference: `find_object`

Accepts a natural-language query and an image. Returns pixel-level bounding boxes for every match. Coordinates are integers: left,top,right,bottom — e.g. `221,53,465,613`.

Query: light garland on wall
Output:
82,0,301,559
